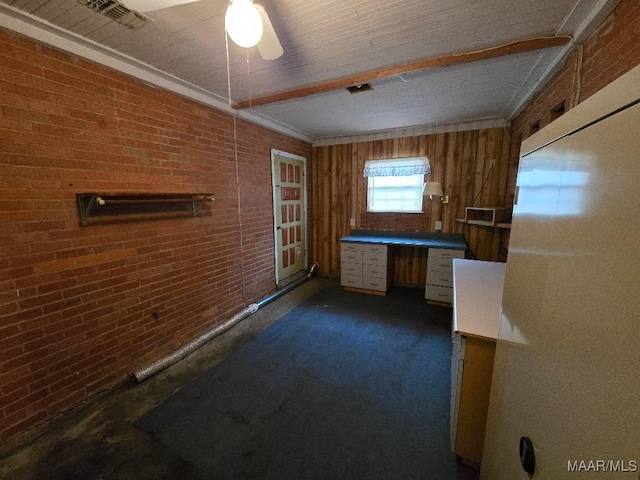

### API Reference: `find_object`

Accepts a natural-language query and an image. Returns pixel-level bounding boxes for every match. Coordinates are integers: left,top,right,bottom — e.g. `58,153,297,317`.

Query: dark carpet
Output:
135,286,478,480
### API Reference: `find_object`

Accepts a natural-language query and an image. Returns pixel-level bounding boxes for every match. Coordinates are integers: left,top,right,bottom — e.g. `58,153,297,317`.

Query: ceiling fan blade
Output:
123,0,202,13
255,4,283,60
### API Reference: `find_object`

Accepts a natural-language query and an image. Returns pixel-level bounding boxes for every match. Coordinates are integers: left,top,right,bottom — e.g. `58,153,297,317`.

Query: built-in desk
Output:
340,231,467,250
450,259,505,468
340,230,467,300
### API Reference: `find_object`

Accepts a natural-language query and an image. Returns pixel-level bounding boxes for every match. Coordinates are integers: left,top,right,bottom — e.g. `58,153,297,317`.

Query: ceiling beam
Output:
235,36,572,109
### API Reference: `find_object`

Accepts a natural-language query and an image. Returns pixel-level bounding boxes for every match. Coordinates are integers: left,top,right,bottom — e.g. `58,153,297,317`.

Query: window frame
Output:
363,157,430,214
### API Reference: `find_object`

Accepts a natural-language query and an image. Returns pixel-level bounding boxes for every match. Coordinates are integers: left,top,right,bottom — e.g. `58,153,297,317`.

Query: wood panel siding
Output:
311,127,512,284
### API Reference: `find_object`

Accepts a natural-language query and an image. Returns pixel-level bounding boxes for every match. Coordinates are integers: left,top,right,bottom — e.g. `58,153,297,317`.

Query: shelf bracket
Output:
77,194,98,227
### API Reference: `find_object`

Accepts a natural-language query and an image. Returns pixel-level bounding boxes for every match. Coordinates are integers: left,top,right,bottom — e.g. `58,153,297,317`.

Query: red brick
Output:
0,26,312,444
507,0,640,201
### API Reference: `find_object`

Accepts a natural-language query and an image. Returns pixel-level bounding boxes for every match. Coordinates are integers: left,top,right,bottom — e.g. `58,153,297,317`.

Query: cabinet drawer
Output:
341,242,363,253
425,284,453,303
341,274,363,289
363,251,387,266
428,248,465,260
361,244,387,255
341,251,363,264
363,263,387,279
362,277,387,292
428,256,454,272
427,269,453,287
341,262,362,277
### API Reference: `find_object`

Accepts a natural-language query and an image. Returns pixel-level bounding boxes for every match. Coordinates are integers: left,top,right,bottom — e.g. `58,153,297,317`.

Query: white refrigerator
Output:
481,64,640,478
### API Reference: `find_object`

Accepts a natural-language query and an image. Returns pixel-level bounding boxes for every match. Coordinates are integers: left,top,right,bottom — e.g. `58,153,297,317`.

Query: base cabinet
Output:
450,334,496,467
340,243,390,294
425,248,465,303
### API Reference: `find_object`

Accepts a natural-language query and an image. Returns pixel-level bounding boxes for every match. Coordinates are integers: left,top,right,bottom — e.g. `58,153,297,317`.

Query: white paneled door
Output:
272,150,307,286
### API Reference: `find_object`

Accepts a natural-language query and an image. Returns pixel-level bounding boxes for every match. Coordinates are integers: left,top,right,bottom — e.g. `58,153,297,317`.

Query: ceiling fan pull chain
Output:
247,49,253,108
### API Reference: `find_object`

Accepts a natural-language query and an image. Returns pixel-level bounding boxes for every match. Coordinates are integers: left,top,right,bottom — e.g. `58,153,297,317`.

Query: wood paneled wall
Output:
311,128,511,283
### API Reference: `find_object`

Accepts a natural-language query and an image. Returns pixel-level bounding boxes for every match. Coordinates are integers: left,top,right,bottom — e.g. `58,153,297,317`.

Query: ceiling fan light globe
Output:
225,0,264,48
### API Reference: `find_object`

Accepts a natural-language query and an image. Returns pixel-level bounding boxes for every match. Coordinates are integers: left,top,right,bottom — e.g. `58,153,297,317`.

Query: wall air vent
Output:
78,0,152,30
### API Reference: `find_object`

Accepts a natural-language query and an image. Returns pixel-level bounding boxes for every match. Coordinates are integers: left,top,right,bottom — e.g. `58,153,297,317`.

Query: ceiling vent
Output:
347,83,373,94
78,0,152,30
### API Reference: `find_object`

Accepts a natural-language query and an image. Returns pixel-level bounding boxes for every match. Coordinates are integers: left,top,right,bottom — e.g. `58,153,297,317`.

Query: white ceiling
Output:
0,0,623,144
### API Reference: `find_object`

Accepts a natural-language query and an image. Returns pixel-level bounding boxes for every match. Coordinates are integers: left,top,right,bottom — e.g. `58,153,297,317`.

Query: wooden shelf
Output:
457,206,512,229
77,193,214,226
455,219,511,229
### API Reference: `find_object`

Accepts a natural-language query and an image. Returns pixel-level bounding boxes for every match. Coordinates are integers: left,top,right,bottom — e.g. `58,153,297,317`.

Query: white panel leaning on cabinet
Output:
451,259,505,468
425,248,465,304
340,242,391,295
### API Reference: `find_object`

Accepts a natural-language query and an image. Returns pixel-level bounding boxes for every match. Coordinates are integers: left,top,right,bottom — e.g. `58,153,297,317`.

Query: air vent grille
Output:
347,83,373,94
78,0,152,30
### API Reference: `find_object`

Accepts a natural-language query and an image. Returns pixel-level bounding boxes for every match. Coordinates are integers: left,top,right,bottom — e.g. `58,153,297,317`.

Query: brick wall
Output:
0,29,311,444
507,0,640,199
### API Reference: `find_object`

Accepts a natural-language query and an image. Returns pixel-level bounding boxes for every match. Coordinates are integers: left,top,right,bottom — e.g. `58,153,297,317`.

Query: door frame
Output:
271,149,308,286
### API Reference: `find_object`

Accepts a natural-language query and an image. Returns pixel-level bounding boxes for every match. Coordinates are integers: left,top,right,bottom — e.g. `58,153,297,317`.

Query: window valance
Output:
363,157,431,177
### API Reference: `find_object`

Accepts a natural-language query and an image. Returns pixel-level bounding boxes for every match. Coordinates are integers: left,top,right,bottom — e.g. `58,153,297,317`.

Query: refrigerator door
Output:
482,68,640,478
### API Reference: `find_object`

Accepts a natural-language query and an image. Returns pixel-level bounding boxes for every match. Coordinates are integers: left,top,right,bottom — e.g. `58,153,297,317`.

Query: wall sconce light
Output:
423,181,449,203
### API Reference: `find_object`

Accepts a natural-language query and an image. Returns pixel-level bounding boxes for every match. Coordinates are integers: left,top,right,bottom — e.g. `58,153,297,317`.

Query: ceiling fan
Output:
122,0,283,60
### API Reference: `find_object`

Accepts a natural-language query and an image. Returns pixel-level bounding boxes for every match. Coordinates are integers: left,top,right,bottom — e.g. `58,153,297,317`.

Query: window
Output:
363,157,431,213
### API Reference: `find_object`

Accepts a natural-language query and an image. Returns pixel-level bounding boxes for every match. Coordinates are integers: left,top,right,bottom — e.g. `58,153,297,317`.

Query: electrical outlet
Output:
435,220,442,230
350,218,356,227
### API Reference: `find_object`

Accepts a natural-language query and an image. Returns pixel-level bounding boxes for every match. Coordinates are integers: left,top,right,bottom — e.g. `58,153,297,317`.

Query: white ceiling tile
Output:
0,0,624,141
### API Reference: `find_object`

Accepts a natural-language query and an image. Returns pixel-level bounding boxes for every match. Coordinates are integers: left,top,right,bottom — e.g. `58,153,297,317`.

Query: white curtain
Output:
363,157,431,177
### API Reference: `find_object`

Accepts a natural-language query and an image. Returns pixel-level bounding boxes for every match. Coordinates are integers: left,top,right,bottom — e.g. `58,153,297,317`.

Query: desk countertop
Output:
452,259,505,341
340,230,467,250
